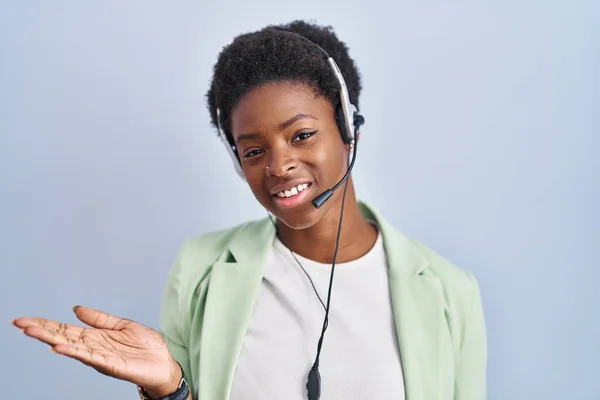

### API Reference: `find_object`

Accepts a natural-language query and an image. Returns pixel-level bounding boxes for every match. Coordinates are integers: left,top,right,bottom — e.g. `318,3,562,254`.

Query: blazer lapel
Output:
199,219,275,400
363,203,451,400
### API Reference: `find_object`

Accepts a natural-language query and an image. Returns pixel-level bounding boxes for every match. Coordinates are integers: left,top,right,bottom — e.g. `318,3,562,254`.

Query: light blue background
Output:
1,1,598,399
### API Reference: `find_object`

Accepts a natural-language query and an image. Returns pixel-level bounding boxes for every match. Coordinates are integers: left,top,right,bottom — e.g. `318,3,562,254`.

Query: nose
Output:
266,148,297,177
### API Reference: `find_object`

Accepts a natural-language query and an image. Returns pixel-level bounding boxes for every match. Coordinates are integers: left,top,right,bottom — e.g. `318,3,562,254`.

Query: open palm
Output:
12,306,178,392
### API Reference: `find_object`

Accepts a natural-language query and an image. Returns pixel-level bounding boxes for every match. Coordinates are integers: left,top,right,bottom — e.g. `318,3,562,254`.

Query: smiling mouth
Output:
271,183,313,208
273,183,311,199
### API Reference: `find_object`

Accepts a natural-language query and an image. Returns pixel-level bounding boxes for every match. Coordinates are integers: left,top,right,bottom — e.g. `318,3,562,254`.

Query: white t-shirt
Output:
230,228,406,400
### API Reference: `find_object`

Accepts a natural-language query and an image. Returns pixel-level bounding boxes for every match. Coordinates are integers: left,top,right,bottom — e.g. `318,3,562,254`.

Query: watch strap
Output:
137,362,190,400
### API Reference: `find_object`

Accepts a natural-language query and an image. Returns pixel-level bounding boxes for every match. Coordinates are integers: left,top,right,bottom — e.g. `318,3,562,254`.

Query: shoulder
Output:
362,200,481,308
173,218,266,277
167,217,272,292
396,233,483,333
377,216,481,320
160,217,272,335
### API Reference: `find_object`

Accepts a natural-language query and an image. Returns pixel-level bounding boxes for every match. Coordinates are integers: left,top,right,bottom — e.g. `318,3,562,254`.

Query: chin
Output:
275,212,319,230
264,200,323,231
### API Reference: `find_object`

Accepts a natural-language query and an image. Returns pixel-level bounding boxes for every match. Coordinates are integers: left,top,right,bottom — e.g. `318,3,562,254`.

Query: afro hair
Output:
206,20,362,145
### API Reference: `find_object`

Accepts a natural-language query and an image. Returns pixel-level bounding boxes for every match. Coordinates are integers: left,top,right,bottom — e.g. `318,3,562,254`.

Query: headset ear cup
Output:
335,105,352,144
226,142,246,180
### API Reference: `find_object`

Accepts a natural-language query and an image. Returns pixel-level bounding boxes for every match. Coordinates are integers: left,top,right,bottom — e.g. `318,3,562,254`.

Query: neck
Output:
276,180,378,264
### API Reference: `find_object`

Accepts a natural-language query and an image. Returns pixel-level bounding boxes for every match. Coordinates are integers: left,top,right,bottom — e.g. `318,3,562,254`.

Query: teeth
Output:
276,183,310,198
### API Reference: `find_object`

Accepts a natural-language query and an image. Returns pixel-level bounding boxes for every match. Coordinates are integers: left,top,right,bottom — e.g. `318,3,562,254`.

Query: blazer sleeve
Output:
158,239,195,397
454,272,487,400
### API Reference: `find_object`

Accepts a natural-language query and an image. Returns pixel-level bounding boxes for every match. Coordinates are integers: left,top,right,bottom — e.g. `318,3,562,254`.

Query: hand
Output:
12,306,181,397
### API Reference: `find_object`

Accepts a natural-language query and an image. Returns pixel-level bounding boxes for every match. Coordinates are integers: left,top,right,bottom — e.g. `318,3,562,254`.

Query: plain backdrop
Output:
1,1,598,399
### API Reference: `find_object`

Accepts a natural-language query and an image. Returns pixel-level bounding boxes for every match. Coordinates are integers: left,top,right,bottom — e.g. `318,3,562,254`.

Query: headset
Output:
214,30,366,400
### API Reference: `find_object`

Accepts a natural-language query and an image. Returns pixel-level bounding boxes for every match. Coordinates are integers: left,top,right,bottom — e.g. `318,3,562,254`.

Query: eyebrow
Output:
235,113,318,145
280,113,317,130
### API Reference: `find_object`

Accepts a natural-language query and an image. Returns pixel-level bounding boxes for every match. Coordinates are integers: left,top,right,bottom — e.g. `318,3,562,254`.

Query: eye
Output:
243,149,264,158
292,130,318,142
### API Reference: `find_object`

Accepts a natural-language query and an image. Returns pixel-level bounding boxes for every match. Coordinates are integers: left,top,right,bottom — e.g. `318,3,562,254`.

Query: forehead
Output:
230,82,334,137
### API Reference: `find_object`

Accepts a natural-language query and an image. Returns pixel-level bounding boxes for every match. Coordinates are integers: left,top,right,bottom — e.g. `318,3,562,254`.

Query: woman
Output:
12,20,486,400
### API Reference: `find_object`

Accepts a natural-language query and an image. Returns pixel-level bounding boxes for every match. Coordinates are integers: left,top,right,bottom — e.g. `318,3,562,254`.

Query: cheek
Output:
244,169,280,212
245,173,269,203
311,138,348,181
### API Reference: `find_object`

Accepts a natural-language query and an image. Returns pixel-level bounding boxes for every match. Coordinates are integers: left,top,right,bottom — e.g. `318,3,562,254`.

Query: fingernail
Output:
72,305,79,313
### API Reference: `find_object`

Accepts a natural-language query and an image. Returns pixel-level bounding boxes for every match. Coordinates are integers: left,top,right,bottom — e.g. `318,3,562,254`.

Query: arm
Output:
454,273,487,400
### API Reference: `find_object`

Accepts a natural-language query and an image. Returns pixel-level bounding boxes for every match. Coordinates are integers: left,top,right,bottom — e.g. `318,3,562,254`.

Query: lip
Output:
272,184,313,209
271,182,313,209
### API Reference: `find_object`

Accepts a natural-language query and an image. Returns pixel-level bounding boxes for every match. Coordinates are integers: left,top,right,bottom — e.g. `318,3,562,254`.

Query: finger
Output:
51,341,88,353
22,325,89,347
13,317,85,337
73,306,132,330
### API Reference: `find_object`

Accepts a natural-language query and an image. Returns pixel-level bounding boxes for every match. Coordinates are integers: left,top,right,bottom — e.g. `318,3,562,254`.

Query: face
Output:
230,82,350,229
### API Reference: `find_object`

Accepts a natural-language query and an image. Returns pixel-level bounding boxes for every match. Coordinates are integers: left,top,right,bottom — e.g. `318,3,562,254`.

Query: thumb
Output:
73,306,130,330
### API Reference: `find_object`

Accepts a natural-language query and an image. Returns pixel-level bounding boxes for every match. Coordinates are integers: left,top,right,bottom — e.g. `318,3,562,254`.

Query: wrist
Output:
143,358,183,399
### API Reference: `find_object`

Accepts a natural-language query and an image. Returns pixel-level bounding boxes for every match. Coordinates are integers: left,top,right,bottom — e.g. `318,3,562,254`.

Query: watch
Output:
137,362,190,400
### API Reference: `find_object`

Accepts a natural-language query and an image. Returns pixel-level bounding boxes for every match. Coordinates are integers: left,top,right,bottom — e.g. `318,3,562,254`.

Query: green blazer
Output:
158,202,487,400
